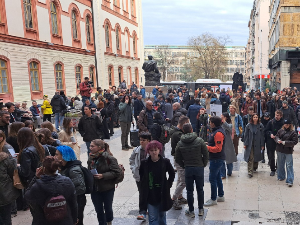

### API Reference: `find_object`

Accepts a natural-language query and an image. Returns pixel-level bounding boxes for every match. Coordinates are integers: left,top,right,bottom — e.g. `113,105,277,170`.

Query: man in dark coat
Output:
187,98,202,134
51,92,67,131
171,103,187,127
134,94,144,127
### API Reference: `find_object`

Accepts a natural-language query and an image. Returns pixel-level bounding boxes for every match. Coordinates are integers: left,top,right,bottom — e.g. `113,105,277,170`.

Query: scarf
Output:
89,150,105,168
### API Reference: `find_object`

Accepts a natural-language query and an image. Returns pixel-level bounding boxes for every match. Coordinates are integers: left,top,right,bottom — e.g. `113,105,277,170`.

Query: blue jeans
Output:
147,203,166,225
54,113,64,131
86,142,91,156
277,152,294,184
209,159,224,201
91,189,115,225
185,166,204,212
82,96,91,103
220,162,233,177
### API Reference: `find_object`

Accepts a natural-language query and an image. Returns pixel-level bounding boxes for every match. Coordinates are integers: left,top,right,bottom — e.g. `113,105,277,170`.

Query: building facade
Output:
0,0,96,103
93,0,144,89
144,45,245,82
268,0,300,90
246,0,270,90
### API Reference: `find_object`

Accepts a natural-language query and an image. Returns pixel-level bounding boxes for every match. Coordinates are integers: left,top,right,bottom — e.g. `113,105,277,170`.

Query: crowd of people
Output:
0,79,299,225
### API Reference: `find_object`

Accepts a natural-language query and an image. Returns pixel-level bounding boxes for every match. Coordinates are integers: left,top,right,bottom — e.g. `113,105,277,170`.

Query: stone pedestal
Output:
144,71,161,86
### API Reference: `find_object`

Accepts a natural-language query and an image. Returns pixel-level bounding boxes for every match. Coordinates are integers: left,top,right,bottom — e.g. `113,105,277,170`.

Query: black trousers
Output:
136,182,146,215
266,139,277,172
107,117,114,135
0,203,12,225
77,194,87,225
43,114,52,122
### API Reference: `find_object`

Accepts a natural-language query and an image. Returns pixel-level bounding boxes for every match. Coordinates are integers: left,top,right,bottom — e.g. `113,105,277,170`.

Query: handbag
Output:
13,169,24,189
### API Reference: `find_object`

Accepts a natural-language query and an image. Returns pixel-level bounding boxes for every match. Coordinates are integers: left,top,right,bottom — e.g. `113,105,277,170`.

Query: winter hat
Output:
56,145,77,162
282,100,288,105
284,119,292,125
264,112,270,118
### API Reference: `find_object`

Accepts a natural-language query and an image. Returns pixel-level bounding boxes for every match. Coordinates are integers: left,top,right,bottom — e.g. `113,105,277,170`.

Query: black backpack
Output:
66,165,94,194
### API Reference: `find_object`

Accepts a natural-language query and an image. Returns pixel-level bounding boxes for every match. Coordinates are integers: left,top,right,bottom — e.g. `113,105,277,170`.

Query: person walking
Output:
119,95,134,150
275,119,298,187
280,100,298,128
78,106,103,155
243,113,265,178
55,146,86,225
204,116,226,207
175,123,209,217
51,92,67,131
129,132,151,221
139,141,175,225
220,113,237,178
229,105,243,155
41,95,53,122
88,139,121,225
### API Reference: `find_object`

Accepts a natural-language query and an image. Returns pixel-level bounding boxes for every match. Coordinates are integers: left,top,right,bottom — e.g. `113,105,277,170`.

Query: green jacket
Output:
119,102,133,123
175,133,209,168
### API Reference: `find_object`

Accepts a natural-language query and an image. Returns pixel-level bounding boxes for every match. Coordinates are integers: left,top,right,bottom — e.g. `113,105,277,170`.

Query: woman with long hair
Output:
24,120,35,132
275,119,298,187
6,122,25,153
119,95,133,150
58,118,81,160
41,121,58,139
88,139,119,225
35,128,61,156
0,130,19,225
41,95,53,122
17,127,45,187
243,113,265,178
220,112,237,178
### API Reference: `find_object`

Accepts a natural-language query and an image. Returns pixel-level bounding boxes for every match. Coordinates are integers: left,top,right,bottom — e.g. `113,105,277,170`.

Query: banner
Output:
210,104,222,117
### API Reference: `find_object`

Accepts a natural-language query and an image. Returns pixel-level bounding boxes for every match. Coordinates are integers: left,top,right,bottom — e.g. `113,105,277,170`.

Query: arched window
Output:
55,64,64,90
86,16,91,43
23,0,33,28
105,24,110,48
116,28,120,50
118,67,122,84
29,61,40,91
0,59,8,93
108,67,112,86
89,66,95,88
76,66,81,90
72,11,77,39
50,2,58,35
133,34,136,54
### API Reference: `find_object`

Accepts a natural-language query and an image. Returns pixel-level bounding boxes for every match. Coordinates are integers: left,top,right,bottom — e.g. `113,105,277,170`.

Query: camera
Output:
87,81,94,88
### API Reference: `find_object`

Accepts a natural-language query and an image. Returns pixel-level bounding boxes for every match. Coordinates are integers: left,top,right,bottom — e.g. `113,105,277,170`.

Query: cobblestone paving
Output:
12,128,300,224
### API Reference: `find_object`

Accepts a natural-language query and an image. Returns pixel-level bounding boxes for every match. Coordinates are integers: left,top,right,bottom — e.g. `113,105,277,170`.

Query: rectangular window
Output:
108,67,112,86
76,66,81,90
55,64,63,90
23,0,33,29
0,60,8,93
30,62,40,91
89,67,95,88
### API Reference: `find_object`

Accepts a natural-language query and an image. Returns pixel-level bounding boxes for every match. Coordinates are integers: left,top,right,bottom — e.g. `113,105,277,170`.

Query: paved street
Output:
12,127,300,225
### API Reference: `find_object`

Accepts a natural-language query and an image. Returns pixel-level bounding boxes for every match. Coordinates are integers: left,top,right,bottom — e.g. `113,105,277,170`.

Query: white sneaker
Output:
204,199,217,207
217,196,225,202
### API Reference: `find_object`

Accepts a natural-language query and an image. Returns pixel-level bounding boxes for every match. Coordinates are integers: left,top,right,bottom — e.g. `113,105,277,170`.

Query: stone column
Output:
280,60,291,89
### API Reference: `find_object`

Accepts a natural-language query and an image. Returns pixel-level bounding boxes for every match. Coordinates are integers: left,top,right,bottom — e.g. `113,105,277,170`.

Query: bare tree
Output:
187,33,230,79
154,45,176,81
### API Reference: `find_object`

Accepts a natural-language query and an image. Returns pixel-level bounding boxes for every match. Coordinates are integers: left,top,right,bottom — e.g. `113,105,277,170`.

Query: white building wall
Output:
80,21,87,50
61,15,73,47
5,0,24,37
37,7,51,43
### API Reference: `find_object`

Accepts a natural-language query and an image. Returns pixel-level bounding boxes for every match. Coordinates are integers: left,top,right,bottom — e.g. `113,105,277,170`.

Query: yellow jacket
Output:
41,100,53,115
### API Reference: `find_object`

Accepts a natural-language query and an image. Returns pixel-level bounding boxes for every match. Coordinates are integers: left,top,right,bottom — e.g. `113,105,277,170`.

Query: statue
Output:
142,55,161,86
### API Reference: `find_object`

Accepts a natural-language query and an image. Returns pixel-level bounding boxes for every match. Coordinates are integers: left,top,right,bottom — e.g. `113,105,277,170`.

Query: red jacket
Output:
241,101,253,116
80,82,92,97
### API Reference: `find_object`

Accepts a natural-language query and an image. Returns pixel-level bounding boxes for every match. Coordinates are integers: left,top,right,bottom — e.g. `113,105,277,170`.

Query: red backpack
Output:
44,195,68,222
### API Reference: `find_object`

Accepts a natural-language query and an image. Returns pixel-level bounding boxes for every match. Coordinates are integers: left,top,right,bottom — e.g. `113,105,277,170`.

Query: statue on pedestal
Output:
142,55,161,86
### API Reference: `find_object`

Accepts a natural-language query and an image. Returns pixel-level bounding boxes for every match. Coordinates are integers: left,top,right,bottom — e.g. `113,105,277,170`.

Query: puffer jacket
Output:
0,152,20,207
119,102,133,123
129,146,147,182
41,100,53,115
61,160,86,196
18,146,41,187
51,94,66,113
175,132,209,168
25,175,78,225
275,128,298,154
88,152,121,192
171,108,187,126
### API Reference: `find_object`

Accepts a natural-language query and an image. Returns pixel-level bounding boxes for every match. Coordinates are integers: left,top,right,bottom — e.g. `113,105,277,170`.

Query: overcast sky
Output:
142,0,253,47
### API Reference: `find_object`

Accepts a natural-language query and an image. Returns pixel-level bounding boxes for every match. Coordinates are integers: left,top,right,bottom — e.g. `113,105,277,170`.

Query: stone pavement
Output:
12,127,300,225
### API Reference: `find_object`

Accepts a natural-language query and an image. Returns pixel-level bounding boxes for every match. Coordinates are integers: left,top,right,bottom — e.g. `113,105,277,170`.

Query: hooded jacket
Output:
25,175,78,225
171,108,187,126
51,95,66,113
129,146,147,182
175,132,209,168
0,152,20,207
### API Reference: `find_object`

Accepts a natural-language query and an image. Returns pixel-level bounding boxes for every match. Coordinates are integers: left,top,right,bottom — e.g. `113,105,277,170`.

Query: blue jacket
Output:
140,88,146,98
232,113,243,136
152,88,158,98
187,104,202,126
30,105,41,117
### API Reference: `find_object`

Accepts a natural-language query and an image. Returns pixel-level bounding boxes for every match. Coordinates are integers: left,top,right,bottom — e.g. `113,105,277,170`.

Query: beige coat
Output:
58,130,81,160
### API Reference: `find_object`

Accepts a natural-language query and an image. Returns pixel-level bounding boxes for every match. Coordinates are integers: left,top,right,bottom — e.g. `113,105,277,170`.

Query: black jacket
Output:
265,118,284,140
170,127,183,156
266,101,275,118
134,99,144,117
275,128,298,154
78,115,103,142
150,119,164,142
171,108,187,126
51,95,67,113
25,175,78,225
139,157,175,212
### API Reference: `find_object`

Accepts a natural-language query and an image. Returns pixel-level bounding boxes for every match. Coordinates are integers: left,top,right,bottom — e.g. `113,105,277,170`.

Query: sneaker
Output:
248,174,253,178
122,146,129,150
137,214,146,221
278,178,285,181
126,145,133,149
178,197,188,205
270,171,275,176
217,196,225,202
185,210,195,218
287,183,293,187
172,200,182,210
198,209,204,216
227,173,232,177
204,199,217,207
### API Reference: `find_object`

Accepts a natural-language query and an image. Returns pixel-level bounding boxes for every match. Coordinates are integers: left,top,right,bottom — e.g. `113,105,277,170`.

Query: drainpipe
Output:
91,0,99,87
